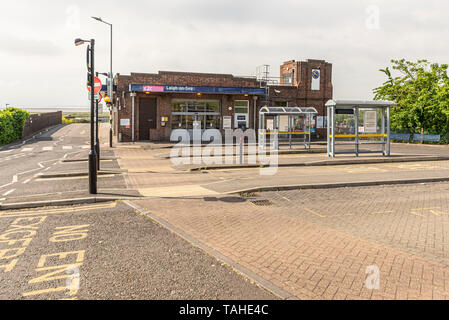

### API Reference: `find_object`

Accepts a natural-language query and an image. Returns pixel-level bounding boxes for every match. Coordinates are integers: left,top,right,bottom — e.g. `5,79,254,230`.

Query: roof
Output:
260,106,318,115
325,100,396,108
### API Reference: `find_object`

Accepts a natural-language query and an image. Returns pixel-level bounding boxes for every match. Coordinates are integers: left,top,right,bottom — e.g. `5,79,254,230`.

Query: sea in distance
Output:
22,106,90,113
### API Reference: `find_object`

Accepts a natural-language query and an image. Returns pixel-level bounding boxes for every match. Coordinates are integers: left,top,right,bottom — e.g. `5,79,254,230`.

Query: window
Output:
234,100,249,114
282,73,294,85
171,99,221,131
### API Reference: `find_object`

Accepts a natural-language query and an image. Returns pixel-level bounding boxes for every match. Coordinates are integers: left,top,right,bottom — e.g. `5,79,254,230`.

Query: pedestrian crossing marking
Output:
22,148,34,152
63,146,73,150
43,147,53,151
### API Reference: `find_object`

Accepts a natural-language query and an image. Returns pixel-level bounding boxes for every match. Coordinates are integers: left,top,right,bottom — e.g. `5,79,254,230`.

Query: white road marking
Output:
63,154,68,159
22,148,33,152
43,147,53,151
12,175,18,183
63,146,73,150
0,182,13,190
3,189,16,196
81,130,86,135
81,146,89,149
23,178,31,184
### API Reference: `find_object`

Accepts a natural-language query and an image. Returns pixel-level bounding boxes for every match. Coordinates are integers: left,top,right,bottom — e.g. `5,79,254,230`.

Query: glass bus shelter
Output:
326,100,396,157
259,106,318,150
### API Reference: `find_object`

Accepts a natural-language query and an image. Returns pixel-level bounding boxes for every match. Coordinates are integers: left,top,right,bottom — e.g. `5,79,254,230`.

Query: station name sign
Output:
129,84,266,95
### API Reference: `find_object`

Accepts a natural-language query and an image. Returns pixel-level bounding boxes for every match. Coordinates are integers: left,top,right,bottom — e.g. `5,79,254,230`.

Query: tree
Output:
373,59,449,139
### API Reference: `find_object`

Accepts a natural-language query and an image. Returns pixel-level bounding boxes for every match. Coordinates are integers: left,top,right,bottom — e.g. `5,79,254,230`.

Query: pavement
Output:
4,126,449,300
115,142,449,198
0,201,275,300
131,182,449,300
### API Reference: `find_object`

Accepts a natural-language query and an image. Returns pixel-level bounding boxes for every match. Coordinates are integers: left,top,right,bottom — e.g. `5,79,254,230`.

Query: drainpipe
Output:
253,96,258,130
131,92,136,141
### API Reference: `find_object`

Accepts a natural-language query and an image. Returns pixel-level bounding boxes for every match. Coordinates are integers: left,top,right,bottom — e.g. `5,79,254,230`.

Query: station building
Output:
112,59,333,142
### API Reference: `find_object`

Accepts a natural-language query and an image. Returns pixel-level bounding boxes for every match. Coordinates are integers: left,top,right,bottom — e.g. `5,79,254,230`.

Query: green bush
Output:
0,108,30,146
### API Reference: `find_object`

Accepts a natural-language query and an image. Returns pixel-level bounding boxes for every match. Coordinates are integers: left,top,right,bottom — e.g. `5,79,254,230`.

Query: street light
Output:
74,37,97,195
92,16,114,148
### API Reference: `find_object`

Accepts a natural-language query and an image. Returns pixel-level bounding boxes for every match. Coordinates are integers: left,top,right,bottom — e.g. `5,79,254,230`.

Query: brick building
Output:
112,59,333,142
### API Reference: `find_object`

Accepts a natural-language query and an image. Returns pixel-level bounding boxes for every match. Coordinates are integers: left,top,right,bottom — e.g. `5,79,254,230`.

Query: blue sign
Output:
130,84,266,95
312,70,320,80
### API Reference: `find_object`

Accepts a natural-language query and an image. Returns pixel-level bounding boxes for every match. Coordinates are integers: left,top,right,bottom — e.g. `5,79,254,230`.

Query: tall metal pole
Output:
109,23,113,148
95,72,100,171
89,40,98,194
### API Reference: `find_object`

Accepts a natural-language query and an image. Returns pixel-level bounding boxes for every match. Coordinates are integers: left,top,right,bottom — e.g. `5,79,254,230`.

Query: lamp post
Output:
95,72,101,170
75,38,97,194
92,16,113,148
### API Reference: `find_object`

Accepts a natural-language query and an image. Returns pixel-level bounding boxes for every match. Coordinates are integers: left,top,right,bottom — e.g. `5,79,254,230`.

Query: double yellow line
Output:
0,202,117,218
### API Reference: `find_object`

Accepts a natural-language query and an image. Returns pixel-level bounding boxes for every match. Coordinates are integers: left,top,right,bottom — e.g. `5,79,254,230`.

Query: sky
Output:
0,0,448,108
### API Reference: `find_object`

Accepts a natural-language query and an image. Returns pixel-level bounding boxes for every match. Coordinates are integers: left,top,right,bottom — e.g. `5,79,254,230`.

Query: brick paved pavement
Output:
133,182,449,300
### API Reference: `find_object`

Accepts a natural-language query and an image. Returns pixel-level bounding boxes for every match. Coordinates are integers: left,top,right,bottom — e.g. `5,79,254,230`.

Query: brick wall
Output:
115,62,333,141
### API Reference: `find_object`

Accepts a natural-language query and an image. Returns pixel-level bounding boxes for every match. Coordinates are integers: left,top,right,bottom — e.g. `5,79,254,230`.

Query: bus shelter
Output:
259,106,318,150
326,100,396,157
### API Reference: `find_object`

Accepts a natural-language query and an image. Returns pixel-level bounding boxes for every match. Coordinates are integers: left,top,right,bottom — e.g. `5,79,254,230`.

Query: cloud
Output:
0,0,448,107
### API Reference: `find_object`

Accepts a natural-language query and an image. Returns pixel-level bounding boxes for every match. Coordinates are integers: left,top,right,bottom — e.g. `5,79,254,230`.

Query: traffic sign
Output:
88,92,103,103
87,77,102,94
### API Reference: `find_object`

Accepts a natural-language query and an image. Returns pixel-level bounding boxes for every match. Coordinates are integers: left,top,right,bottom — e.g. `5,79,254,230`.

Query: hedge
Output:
0,108,30,146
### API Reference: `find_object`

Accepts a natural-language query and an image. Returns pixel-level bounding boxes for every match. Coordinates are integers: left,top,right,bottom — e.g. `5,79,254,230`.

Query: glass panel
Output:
235,100,249,107
235,107,249,114
235,100,249,115
205,115,220,129
172,100,220,114
172,101,187,113
205,101,219,113
171,115,186,129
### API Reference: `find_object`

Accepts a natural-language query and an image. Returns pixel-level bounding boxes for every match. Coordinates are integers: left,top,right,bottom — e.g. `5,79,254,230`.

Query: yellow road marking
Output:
329,134,387,138
36,174,119,181
0,202,117,218
370,211,395,215
303,207,326,218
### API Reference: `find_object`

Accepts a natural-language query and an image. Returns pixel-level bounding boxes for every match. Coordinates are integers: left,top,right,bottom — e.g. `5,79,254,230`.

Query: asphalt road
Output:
0,201,275,300
0,124,124,205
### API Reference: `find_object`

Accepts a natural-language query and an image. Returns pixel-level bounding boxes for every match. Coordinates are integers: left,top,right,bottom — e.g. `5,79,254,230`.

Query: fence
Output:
390,129,447,144
22,111,62,138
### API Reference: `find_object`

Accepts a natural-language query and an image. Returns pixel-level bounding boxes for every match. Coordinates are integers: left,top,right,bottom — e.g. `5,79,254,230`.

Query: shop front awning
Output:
259,106,318,115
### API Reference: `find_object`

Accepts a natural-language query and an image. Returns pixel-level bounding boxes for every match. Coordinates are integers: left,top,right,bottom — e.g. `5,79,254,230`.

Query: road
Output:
0,124,126,205
0,124,275,300
0,201,275,300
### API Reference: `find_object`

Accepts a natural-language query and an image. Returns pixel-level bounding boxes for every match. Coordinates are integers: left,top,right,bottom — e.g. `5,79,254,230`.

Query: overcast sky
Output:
0,0,448,108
